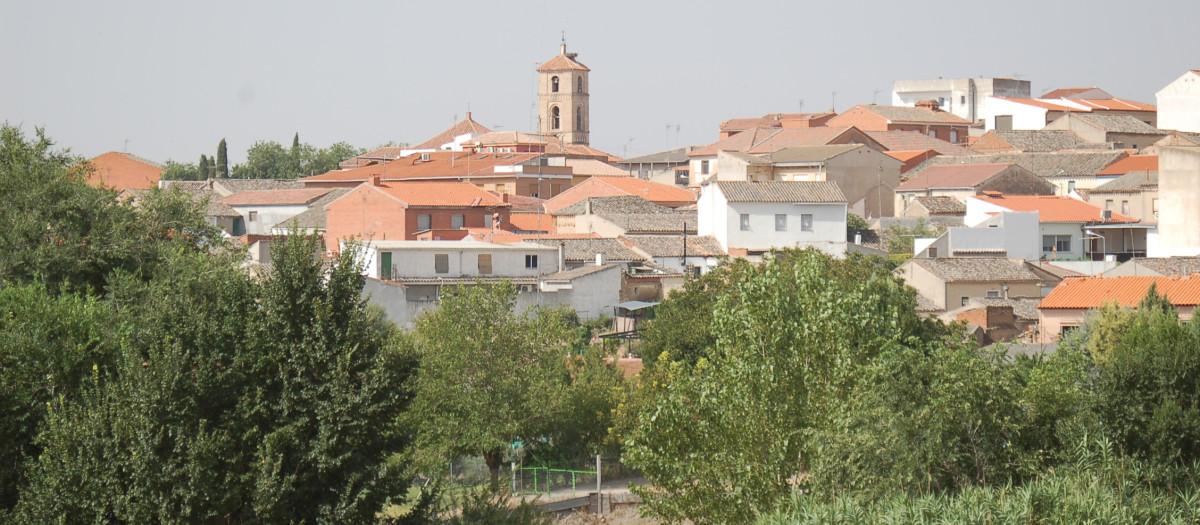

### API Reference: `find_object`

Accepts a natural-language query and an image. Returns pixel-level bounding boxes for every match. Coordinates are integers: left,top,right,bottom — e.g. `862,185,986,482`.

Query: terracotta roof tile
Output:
565,158,631,177
851,104,971,124
621,234,725,257
1070,98,1156,112
85,151,163,191
1041,87,1099,99
971,194,1138,223
1039,275,1200,309
1097,155,1157,176
507,213,554,232
222,189,331,206
980,130,1086,152
302,152,547,183
864,130,975,156
536,53,590,72
690,127,875,157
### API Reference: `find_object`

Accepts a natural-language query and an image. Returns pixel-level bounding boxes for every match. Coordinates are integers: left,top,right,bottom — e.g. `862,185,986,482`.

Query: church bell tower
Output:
537,41,590,146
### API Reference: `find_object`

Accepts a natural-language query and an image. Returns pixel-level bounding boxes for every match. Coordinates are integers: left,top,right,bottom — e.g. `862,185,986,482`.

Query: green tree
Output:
198,153,211,179
639,258,753,367
232,140,291,179
623,249,944,523
160,159,203,180
13,236,418,522
408,283,579,483
216,138,229,178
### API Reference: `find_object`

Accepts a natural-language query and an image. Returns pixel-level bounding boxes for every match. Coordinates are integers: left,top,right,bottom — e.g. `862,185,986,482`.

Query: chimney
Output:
595,253,604,266
558,241,565,271
501,193,511,203
916,99,941,111
465,111,472,121
370,174,382,187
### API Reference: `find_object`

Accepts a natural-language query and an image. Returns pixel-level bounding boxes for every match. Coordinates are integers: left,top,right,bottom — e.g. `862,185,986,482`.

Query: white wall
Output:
361,241,559,280
1154,146,1200,256
724,201,846,253
230,204,311,235
980,97,1051,131
1039,222,1084,261
697,183,729,251
1157,71,1200,133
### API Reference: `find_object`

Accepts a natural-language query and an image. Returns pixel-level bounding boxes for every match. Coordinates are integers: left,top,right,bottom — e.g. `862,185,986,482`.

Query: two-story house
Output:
698,180,848,259
964,193,1143,261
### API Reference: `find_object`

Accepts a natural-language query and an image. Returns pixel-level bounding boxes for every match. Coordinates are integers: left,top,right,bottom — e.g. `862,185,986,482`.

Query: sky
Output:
3,0,1199,165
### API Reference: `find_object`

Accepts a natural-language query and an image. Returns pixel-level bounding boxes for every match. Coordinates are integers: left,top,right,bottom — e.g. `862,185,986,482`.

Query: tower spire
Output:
560,31,566,54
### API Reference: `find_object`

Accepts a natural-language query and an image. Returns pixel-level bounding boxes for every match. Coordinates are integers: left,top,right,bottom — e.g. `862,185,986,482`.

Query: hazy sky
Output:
3,1,1199,165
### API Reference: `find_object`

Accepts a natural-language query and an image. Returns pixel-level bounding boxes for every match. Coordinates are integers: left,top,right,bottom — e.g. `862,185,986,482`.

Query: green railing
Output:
514,466,597,496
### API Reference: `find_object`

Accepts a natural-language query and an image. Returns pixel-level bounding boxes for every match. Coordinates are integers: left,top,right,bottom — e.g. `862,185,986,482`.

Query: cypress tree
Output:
216,139,229,179
198,155,211,179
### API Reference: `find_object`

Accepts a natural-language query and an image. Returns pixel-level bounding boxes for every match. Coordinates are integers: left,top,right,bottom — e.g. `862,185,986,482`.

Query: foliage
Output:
407,282,579,481
231,137,365,179
759,438,1200,524
622,249,943,524
846,212,869,233
638,258,754,367
216,138,229,178
12,236,418,522
0,284,114,510
160,159,204,180
0,125,220,295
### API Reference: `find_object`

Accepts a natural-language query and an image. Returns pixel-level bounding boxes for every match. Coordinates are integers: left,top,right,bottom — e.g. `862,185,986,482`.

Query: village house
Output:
1043,113,1167,151
980,97,1083,132
550,195,696,237
895,257,1061,315
220,188,332,236
698,180,848,259
710,144,902,219
616,147,694,186
717,112,837,139
1086,162,1158,224
907,150,1128,195
895,162,1055,217
619,234,725,275
323,179,511,251
1037,275,1200,342
964,193,1143,261
827,103,971,144
685,126,884,186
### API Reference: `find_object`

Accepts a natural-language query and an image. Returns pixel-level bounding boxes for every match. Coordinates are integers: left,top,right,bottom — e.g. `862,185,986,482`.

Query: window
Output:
417,214,431,230
248,211,258,222
1060,325,1079,338
1105,199,1114,210
995,115,1013,132
1068,180,1077,193
496,184,506,194
1042,235,1071,254
740,214,750,231
950,130,959,144
961,297,970,306
451,214,465,229
551,106,560,129
961,95,966,104
576,108,583,131
380,252,392,280
551,76,559,92
477,254,492,274
552,183,562,195
775,214,787,231
434,254,449,274
525,254,538,268
1122,200,1130,215
528,184,539,197
801,214,813,232
927,247,938,258
928,129,937,138
987,290,1002,298
938,97,945,107
576,77,583,93
700,160,710,175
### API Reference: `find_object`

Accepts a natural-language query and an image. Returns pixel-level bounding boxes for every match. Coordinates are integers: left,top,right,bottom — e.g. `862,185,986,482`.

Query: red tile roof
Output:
507,213,554,232
1097,155,1158,176
897,163,1014,191
1039,275,1200,309
375,181,509,208
85,151,163,191
886,149,940,163
972,194,1138,223
536,50,589,72
412,112,492,149
221,189,331,206
864,130,975,156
